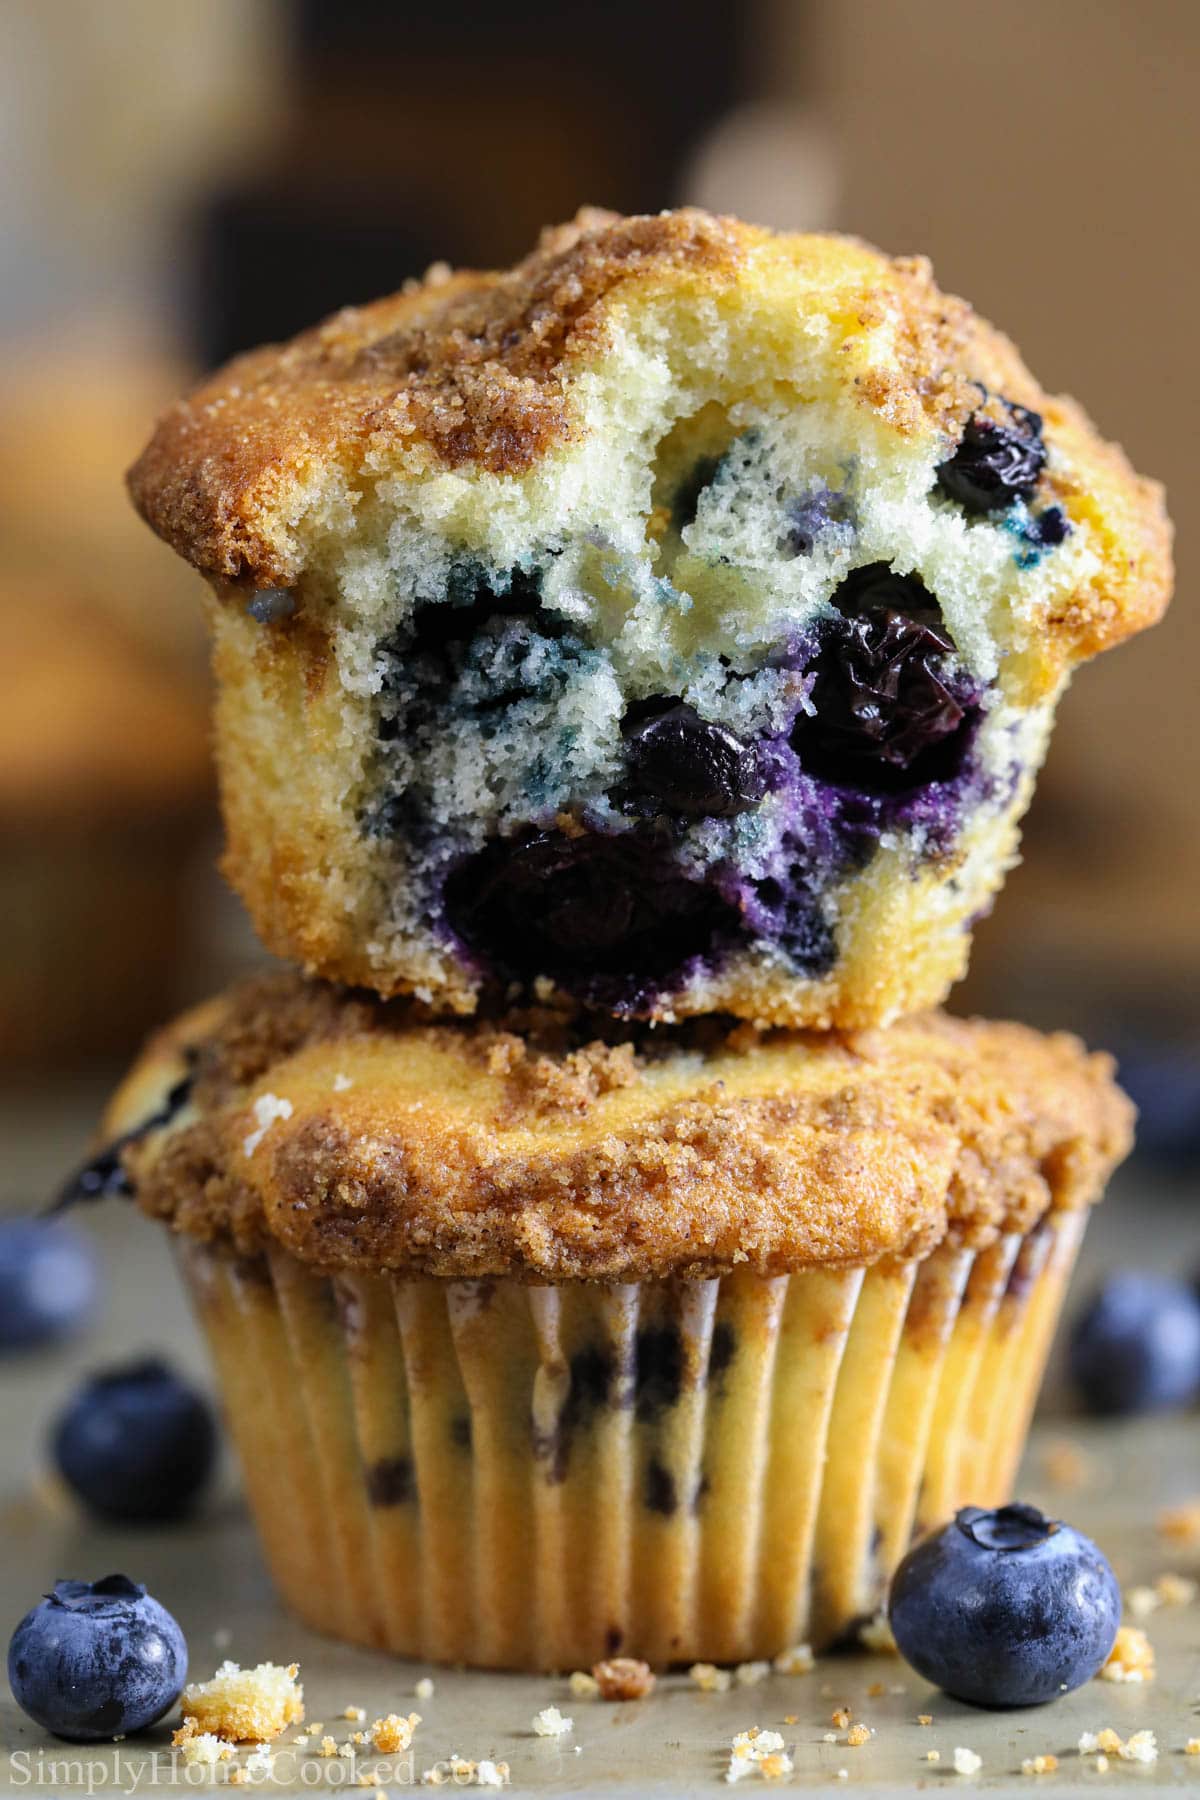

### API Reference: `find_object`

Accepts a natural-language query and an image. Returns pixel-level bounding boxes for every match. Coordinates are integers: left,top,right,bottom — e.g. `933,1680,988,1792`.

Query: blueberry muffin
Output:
85,971,1131,1667
128,208,1171,1027
0,586,212,1065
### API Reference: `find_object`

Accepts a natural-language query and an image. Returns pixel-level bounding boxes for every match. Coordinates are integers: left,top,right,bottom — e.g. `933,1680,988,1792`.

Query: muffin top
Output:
102,972,1132,1282
128,207,1170,680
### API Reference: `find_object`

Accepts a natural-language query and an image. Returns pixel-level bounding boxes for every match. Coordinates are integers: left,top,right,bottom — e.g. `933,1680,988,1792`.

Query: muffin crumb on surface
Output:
178,1660,303,1742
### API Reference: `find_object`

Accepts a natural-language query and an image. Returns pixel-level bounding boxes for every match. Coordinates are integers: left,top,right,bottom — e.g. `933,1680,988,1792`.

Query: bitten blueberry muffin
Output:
128,209,1171,1026
85,971,1131,1667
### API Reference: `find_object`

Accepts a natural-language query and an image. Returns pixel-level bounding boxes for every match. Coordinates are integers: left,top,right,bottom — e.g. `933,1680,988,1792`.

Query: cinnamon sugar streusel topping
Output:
98,971,1133,1283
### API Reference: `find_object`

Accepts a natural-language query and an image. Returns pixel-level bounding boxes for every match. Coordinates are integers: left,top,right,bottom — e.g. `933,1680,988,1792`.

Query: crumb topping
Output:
109,971,1132,1283
1099,1625,1155,1683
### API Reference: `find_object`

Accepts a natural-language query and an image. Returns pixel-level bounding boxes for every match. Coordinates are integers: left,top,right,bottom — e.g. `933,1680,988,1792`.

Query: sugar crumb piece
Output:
1155,1571,1197,1606
319,1737,339,1758
342,1705,367,1722
1157,1499,1200,1543
422,1755,509,1787
1095,1754,1109,1772
175,1731,234,1767
783,1715,798,1726
858,1614,897,1654
371,1712,420,1754
726,1728,792,1784
918,1714,933,1726
1021,1753,1058,1774
1039,1437,1093,1490
337,1743,355,1758
415,1676,435,1700
244,1746,274,1776
531,1706,572,1737
242,1093,293,1158
592,1657,655,1700
1099,1625,1155,1683
735,1661,771,1688
953,1746,982,1775
1120,1730,1157,1764
690,1662,733,1694
1125,1585,1159,1620
866,1682,886,1699
568,1671,600,1698
292,1736,310,1749
925,1751,941,1763
771,1644,814,1676
846,1723,872,1747
835,1771,848,1781
823,1733,838,1744
333,1073,353,1092
179,1660,304,1743
831,1707,852,1729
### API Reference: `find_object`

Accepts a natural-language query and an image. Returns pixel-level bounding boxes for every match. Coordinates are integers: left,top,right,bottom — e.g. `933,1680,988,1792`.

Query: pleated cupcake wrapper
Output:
178,1209,1084,1670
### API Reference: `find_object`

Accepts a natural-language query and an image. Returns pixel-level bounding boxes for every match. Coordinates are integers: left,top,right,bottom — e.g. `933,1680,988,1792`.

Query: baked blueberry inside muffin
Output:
128,209,1172,1025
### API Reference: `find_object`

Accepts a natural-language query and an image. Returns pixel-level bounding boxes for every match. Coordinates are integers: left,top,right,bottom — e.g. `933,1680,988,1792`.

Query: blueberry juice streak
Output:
376,556,990,1013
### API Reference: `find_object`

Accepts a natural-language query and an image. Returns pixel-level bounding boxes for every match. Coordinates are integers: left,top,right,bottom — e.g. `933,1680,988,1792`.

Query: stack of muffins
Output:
87,210,1170,1669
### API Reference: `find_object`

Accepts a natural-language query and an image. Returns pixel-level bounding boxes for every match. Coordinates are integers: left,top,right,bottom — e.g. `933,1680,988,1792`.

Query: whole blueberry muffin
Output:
85,971,1131,1667
128,208,1171,1026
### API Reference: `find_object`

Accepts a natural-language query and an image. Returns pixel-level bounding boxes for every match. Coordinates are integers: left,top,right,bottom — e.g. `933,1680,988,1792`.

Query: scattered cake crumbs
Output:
918,1714,933,1727
292,1735,309,1749
858,1614,897,1653
531,1706,573,1737
835,1771,848,1781
1021,1753,1058,1774
725,1727,793,1784
343,1705,367,1722
772,1644,815,1675
1095,1755,1109,1772
244,1746,274,1777
1079,1727,1157,1763
174,1730,234,1767
422,1756,509,1787
1157,1499,1200,1543
845,1723,872,1748
822,1733,837,1745
371,1712,421,1753
925,1750,941,1763
953,1746,982,1775
784,1716,798,1727
415,1677,435,1700
337,1742,355,1758
1186,1739,1200,1756
592,1657,655,1700
179,1661,304,1742
735,1661,771,1688
319,1737,339,1758
690,1662,733,1694
866,1682,886,1698
569,1671,600,1698
1099,1624,1155,1682
831,1707,852,1729
1124,1574,1191,1620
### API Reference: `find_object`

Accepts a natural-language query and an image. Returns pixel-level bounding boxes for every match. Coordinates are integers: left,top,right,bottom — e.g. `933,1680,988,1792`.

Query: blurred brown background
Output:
1,0,1196,1155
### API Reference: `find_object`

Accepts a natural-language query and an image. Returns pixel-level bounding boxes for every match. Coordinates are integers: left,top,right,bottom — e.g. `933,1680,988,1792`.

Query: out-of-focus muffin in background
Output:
0,582,212,1068
0,345,224,1070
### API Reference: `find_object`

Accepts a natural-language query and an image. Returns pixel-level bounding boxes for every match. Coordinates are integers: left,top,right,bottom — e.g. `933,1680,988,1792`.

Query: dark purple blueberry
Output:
52,1357,218,1523
1068,1273,1200,1415
8,1574,187,1741
791,563,979,790
443,828,739,989
889,1504,1120,1708
1028,505,1070,548
621,700,766,819
936,402,1046,514
0,1219,98,1352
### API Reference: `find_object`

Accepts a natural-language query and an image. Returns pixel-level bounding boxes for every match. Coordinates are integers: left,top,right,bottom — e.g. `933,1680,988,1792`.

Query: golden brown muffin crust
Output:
127,207,1171,656
106,972,1132,1282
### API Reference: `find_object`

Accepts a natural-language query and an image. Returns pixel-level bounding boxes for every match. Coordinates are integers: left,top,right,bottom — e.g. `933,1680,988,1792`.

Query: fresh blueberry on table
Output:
1068,1272,1200,1415
889,1503,1120,1707
7,1574,186,1740
0,1218,98,1352
52,1356,217,1523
